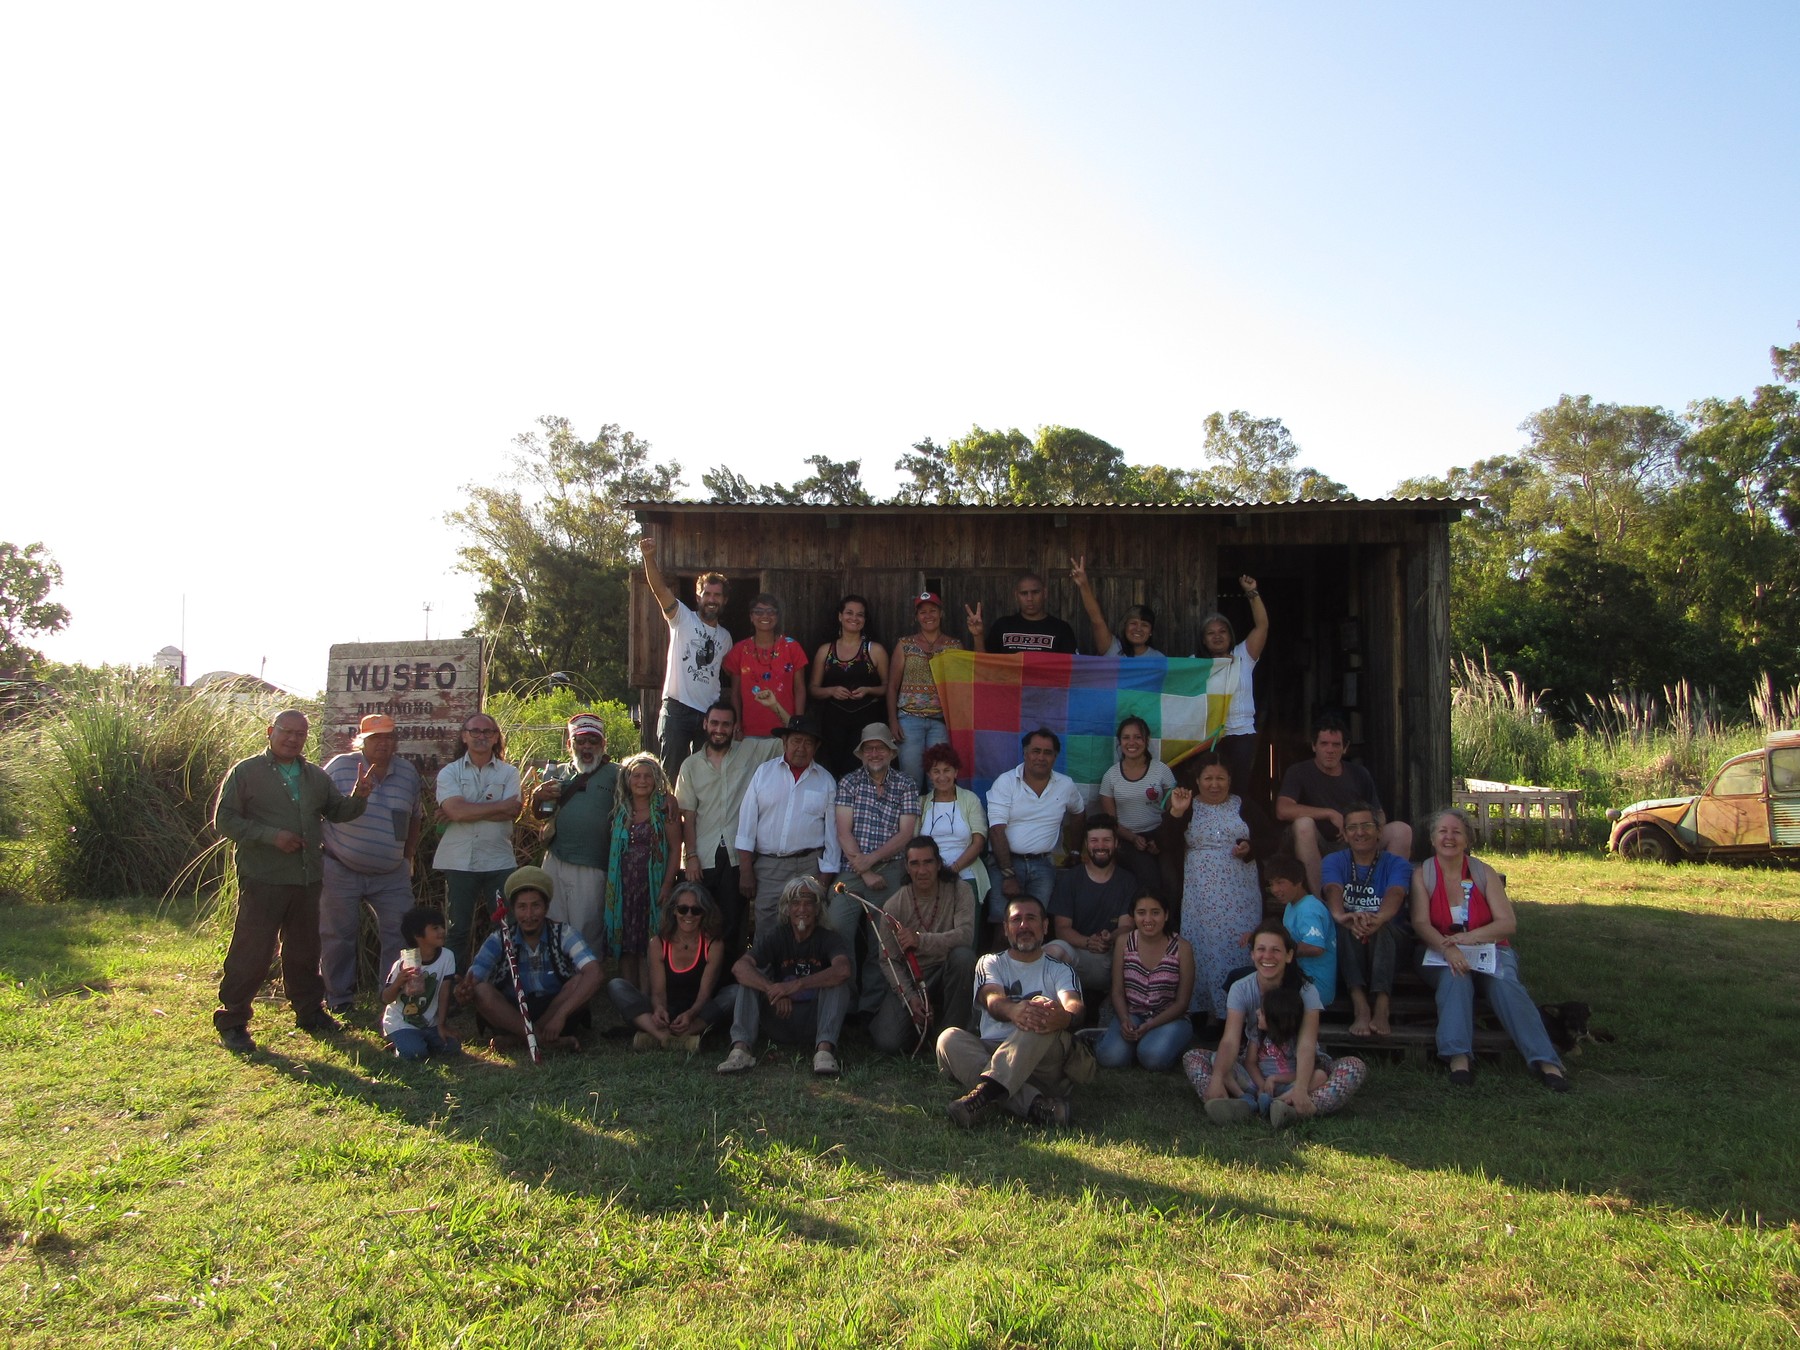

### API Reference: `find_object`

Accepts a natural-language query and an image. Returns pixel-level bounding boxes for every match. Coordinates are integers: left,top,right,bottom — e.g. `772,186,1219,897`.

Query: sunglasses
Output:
674,904,705,916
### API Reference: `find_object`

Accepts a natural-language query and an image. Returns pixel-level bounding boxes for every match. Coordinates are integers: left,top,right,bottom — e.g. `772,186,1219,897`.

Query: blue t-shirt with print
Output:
1284,895,1337,1004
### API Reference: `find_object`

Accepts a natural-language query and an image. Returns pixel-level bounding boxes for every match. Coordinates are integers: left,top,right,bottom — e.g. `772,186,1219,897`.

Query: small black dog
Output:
1537,1001,1613,1055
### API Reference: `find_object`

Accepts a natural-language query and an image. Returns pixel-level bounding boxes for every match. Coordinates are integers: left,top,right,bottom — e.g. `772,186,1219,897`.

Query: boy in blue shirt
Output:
1267,854,1336,1005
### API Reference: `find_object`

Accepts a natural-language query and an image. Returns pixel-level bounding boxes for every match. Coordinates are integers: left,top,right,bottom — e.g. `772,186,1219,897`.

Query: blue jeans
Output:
990,853,1057,921
895,712,950,787
658,697,707,786
387,1025,458,1060
1095,1012,1194,1071
1421,943,1563,1070
730,981,851,1049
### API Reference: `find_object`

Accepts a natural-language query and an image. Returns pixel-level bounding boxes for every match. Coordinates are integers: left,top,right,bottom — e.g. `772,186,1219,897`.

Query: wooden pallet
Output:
1451,785,1583,849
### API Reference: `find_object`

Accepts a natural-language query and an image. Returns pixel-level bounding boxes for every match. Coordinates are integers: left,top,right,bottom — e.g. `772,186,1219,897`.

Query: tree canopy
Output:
446,417,680,697
0,541,71,677
1395,326,1800,713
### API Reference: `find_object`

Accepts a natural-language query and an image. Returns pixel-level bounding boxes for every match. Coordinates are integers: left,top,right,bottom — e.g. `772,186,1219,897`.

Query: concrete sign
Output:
321,639,483,774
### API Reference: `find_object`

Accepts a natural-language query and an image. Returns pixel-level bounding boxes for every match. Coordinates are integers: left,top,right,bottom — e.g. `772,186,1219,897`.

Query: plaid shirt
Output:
835,766,920,855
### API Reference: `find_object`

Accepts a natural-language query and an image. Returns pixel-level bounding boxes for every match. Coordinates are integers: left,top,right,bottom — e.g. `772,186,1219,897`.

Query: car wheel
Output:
1616,825,1675,863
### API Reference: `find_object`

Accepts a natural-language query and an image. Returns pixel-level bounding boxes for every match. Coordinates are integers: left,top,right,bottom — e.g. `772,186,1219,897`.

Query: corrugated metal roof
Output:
627,496,1478,513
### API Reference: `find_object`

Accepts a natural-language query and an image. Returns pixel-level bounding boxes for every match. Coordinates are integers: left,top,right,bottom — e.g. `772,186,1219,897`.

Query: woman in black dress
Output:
808,593,889,778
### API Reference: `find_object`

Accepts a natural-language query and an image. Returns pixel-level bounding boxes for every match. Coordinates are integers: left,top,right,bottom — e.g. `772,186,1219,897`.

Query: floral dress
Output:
1180,794,1262,1019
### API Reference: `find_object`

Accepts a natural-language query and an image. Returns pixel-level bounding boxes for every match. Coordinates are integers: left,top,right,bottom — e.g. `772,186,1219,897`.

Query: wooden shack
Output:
627,499,1473,825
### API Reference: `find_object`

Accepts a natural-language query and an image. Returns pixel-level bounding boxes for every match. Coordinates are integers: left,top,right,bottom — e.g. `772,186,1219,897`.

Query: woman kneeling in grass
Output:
1182,923,1367,1127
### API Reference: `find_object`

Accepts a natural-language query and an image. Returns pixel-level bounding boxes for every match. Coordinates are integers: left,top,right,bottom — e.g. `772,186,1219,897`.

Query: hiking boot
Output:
631,1031,660,1051
716,1045,757,1075
670,1034,703,1054
297,1011,343,1035
812,1048,840,1075
946,1078,1008,1128
219,1025,257,1055
1204,1097,1255,1125
1027,1094,1072,1128
1269,1099,1299,1130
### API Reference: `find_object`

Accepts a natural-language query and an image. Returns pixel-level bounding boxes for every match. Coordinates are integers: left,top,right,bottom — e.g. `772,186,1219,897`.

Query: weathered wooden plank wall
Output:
626,505,1459,824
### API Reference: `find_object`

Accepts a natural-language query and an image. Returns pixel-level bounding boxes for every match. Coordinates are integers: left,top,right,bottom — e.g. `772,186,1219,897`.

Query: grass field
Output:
2,855,1797,1347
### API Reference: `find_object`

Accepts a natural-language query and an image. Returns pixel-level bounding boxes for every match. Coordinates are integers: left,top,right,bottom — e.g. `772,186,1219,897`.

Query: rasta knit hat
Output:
503,864,555,905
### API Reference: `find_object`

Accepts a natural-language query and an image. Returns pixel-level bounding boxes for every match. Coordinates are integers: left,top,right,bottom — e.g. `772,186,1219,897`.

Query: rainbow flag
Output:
928,650,1236,802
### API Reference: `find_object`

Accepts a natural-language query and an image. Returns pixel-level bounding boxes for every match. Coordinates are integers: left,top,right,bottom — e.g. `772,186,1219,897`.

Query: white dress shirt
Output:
735,756,844,873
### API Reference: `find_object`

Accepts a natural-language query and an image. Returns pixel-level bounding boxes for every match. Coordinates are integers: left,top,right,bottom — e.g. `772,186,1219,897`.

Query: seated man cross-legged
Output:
459,865,602,1053
717,876,853,1077
936,895,1087,1129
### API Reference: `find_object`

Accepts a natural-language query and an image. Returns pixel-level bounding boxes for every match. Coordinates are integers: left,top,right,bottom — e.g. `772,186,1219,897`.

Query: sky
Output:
3,2,1795,694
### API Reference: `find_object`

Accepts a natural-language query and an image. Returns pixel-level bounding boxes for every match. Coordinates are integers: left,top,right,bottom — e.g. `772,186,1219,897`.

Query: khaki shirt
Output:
674,737,780,867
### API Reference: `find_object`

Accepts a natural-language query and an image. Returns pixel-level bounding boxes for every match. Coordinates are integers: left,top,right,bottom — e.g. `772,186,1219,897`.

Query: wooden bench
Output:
1315,975,1514,1061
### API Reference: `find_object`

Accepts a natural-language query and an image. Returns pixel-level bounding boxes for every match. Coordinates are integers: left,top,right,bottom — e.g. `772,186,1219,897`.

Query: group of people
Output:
207,549,1570,1133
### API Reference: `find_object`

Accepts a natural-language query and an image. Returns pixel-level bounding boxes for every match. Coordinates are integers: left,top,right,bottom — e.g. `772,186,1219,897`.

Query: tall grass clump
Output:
4,669,295,902
485,687,639,769
1451,656,1778,819
1449,654,1560,785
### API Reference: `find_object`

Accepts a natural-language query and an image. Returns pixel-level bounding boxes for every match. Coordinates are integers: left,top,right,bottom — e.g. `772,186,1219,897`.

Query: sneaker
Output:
946,1078,1008,1129
716,1045,757,1075
1204,1097,1255,1125
219,1025,257,1055
812,1048,840,1076
631,1031,659,1052
297,1011,343,1035
1269,1099,1299,1130
1027,1094,1072,1128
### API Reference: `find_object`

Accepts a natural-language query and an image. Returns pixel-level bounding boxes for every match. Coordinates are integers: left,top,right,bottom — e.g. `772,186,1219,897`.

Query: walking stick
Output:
493,888,542,1065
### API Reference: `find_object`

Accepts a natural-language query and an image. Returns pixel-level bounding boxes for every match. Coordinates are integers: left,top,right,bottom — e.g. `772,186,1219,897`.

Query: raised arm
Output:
1071,555,1114,654
1239,575,1270,660
639,535,678,618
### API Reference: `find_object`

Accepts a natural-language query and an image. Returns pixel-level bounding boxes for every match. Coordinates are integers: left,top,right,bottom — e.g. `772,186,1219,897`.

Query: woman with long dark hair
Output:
1182,922,1367,1127
809,593,889,778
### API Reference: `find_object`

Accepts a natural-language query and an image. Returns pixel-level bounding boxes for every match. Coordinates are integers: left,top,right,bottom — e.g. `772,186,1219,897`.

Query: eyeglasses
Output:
674,904,705,916
751,607,778,617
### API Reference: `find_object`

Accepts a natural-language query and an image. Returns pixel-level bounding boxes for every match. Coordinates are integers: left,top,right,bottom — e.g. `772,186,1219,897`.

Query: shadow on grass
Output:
5,892,1796,1234
248,1023,1333,1246
1314,899,1800,1221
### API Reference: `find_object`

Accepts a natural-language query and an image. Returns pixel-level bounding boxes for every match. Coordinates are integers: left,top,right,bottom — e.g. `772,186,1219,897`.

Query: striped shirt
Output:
321,753,422,874
1120,930,1186,1019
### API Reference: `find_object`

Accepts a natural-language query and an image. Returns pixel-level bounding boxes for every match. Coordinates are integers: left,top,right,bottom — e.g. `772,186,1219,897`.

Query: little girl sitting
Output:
1235,985,1329,1115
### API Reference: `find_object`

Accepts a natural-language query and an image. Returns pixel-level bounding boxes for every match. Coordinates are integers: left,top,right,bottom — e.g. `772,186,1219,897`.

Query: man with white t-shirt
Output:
937,895,1085,1128
640,534,730,786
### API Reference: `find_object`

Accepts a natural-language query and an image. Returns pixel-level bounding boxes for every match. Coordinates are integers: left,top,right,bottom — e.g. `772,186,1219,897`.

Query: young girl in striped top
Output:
1095,893,1195,1071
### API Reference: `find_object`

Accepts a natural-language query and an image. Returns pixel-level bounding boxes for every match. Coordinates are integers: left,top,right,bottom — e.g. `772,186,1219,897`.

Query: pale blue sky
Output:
2,3,1793,691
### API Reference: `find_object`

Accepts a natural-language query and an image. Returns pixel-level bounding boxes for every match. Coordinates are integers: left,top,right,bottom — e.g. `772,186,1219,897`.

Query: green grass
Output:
3,857,1798,1346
